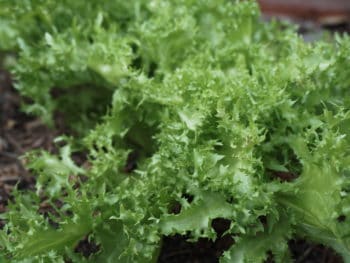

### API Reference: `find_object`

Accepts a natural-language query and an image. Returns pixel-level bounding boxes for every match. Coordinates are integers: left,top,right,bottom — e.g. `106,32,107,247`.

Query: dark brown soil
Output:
0,69,60,227
289,240,343,263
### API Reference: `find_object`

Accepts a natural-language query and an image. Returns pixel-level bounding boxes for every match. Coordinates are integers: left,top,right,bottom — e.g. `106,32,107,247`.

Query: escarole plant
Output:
1,0,350,262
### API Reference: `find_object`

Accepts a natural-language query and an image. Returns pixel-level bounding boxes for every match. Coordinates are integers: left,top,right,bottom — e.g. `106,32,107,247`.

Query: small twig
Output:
4,133,24,154
31,137,46,148
0,151,19,160
296,246,314,263
25,119,44,131
0,175,20,183
3,184,14,191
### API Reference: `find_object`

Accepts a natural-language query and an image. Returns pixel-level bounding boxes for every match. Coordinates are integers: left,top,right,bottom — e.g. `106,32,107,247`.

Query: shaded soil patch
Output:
0,69,60,222
158,234,233,263
289,239,343,263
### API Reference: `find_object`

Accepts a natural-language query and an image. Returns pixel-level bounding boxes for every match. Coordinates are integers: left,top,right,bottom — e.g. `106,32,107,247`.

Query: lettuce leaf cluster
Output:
1,0,350,262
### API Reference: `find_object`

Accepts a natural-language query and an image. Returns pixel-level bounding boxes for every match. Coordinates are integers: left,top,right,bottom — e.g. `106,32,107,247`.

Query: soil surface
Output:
0,69,59,227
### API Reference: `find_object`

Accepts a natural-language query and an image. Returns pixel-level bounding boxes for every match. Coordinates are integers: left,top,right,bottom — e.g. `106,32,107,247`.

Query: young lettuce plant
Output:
0,0,350,262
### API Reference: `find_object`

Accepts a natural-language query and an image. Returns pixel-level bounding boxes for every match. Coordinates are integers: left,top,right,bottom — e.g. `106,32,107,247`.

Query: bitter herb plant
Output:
1,0,350,262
